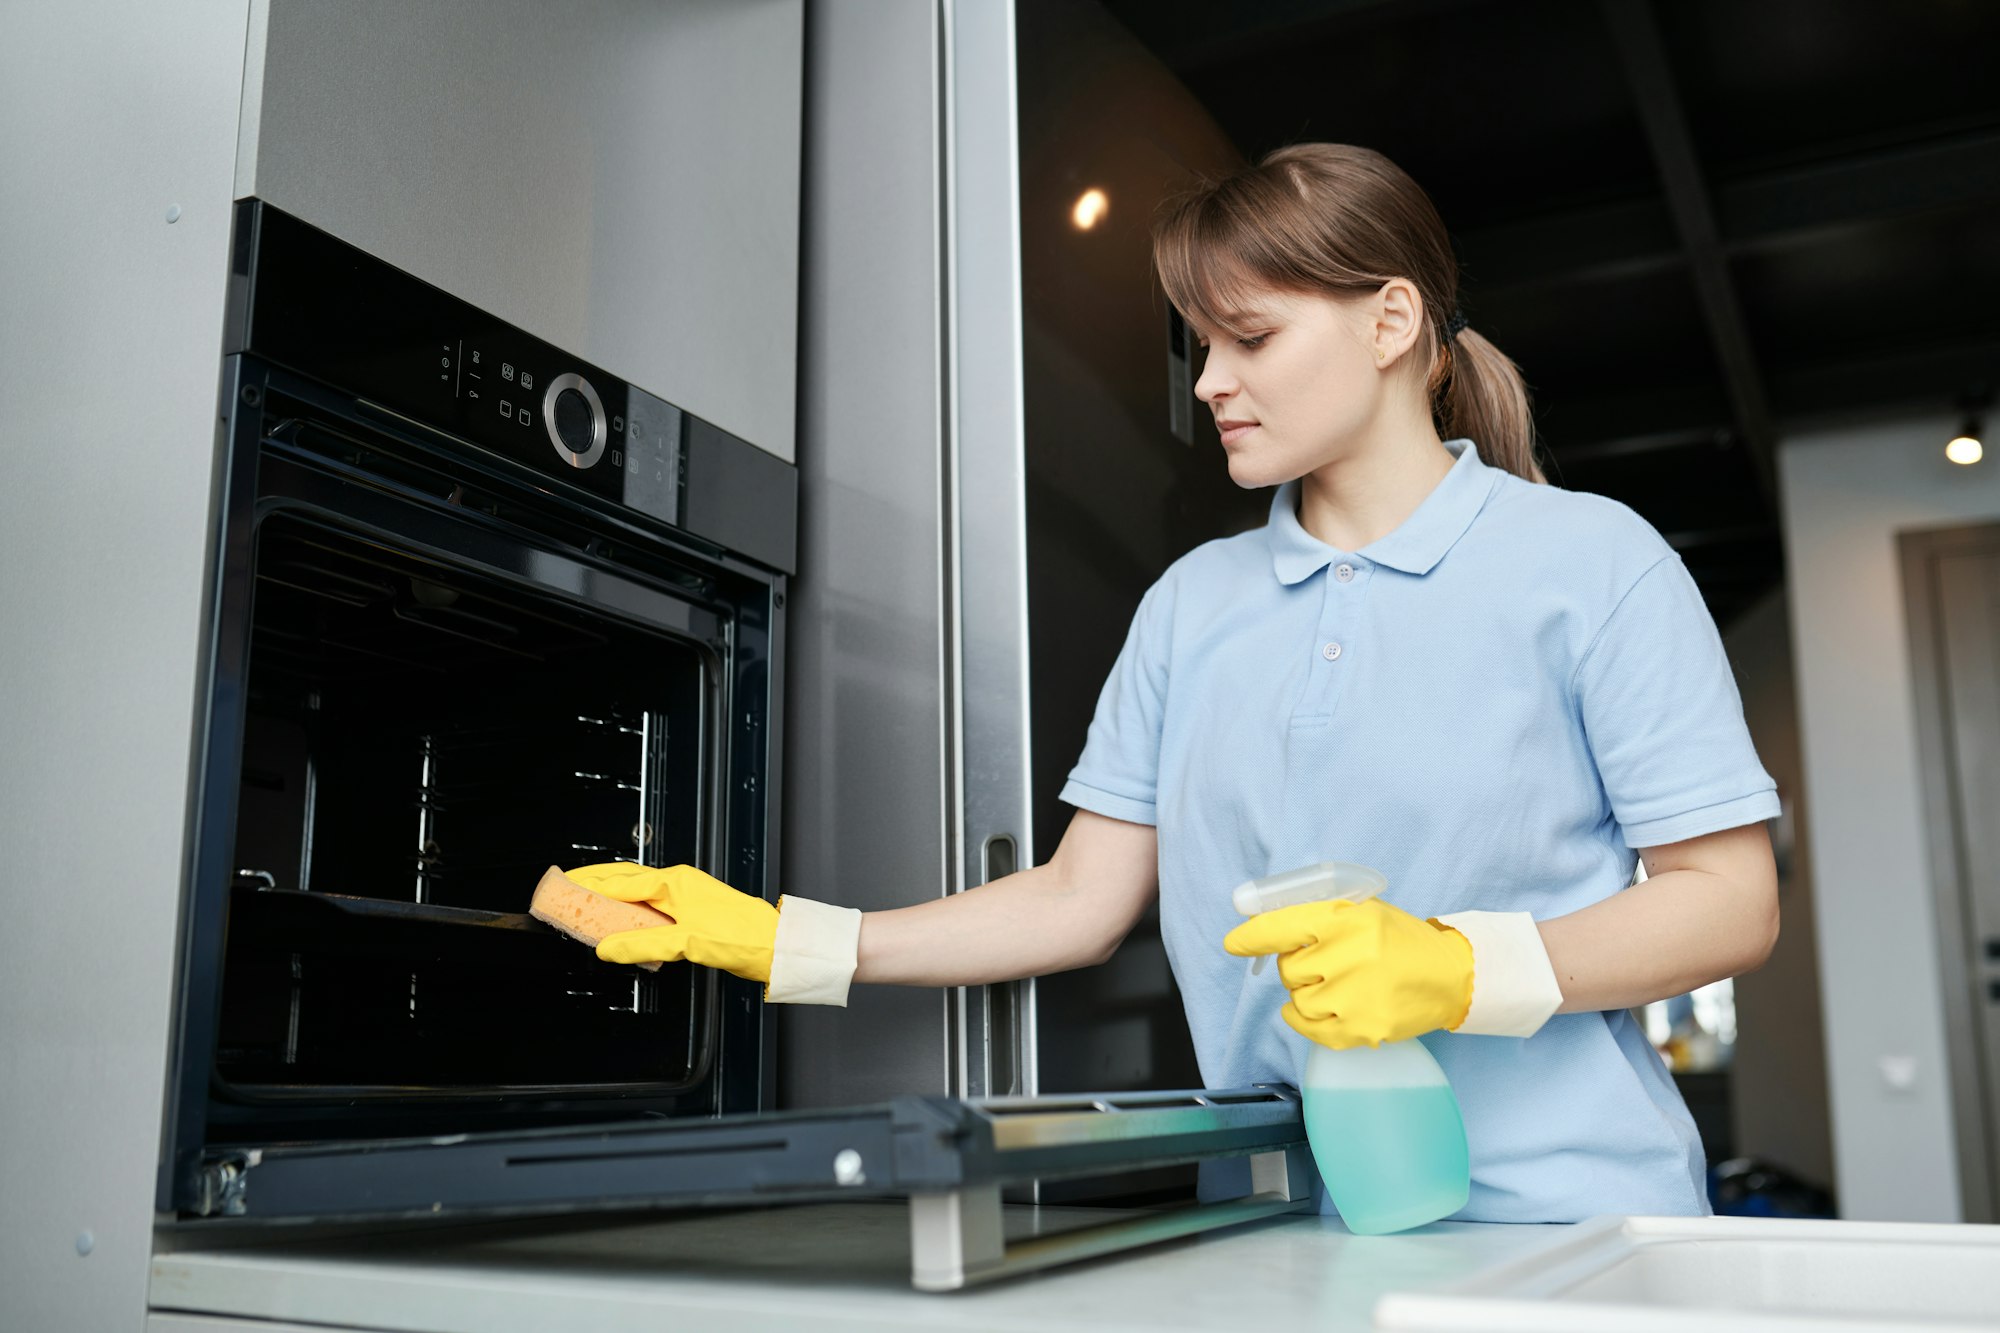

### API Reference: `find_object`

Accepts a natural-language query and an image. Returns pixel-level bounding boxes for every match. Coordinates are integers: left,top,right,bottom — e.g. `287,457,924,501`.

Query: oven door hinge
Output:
192,1149,262,1217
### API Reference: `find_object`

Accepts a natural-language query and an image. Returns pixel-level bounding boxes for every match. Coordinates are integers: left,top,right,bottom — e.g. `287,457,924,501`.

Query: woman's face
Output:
1192,287,1385,489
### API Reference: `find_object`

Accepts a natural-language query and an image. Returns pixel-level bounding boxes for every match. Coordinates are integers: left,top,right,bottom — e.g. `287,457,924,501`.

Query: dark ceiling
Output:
1096,0,2000,627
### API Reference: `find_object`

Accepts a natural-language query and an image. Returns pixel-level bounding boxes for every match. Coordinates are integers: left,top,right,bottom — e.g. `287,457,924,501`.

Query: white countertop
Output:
150,1201,1573,1332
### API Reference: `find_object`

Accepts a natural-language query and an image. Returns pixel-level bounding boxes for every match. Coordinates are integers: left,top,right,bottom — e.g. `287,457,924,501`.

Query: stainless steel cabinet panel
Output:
784,0,954,1106
783,0,1035,1106
239,0,803,460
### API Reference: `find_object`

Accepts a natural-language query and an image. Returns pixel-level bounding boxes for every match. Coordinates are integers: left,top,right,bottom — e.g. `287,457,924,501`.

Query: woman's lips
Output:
1217,421,1259,446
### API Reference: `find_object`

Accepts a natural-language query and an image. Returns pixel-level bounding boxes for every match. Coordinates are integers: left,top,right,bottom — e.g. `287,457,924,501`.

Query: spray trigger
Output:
1231,861,1389,976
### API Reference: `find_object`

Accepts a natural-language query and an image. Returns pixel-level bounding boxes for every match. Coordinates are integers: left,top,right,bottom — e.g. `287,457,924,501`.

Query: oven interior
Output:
214,511,713,1108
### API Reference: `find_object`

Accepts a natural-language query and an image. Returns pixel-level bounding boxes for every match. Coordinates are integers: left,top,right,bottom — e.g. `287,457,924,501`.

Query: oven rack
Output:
214,882,712,1100
224,883,650,974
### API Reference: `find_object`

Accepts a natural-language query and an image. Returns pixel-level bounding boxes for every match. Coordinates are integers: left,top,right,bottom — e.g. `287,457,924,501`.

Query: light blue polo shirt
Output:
1060,437,1779,1223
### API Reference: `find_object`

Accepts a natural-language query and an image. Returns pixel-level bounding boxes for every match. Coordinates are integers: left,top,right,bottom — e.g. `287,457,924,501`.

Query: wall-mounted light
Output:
1947,416,1984,466
1071,187,1108,231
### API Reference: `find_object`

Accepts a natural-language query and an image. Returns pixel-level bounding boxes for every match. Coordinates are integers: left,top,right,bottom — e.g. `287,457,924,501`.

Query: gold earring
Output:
1376,347,1386,360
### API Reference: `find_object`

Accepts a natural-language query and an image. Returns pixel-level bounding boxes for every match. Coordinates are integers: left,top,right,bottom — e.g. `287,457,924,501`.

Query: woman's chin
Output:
1224,453,1292,491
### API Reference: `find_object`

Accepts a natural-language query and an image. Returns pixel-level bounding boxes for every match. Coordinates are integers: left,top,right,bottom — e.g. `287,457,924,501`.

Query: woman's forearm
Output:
1536,823,1780,1014
854,863,1104,986
852,808,1160,988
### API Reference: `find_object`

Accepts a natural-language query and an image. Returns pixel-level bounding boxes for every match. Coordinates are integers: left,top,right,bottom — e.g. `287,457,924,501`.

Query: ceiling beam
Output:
1600,0,1778,503
1112,0,1482,74
1771,339,2000,423
1457,198,1681,294
1537,382,1733,455
1460,128,2000,293
1536,339,2000,464
1720,130,2000,251
1544,425,1729,465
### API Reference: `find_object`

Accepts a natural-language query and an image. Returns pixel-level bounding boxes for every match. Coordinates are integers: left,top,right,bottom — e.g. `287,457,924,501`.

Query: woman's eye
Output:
1237,334,1269,350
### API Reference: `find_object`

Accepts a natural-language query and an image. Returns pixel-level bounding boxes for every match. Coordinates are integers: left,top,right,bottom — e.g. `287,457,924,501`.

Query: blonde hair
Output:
1152,143,1545,484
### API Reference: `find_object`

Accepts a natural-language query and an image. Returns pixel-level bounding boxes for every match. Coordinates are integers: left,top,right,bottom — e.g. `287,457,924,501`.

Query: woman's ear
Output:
1372,278,1425,366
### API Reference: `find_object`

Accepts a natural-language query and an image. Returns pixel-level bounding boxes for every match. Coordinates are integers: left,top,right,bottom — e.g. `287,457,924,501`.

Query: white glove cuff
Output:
766,896,862,1006
1434,910,1564,1038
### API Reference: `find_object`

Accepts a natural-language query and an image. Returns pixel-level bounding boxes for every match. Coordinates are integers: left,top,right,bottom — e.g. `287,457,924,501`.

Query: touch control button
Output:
542,372,607,469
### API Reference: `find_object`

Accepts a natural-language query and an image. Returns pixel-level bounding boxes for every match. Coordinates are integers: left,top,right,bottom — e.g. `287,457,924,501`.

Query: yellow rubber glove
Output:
1222,897,1475,1050
568,862,778,982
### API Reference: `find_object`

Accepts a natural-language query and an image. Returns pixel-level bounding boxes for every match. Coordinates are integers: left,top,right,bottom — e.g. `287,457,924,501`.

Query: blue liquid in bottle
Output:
1302,1068,1470,1235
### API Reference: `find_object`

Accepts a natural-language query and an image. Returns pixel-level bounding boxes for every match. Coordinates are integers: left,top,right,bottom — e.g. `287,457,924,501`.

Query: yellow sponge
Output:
528,865,669,971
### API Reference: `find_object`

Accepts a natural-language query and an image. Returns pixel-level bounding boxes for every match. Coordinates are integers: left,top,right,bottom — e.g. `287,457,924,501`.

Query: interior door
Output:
1907,522,2000,1222
1935,540,2000,1215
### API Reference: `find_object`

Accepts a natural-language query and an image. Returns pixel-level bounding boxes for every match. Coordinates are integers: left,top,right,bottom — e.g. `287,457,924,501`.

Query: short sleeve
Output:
1573,554,1780,848
1059,580,1172,827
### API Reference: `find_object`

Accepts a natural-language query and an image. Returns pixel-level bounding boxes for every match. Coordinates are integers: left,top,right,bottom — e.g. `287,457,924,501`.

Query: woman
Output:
573,143,1781,1224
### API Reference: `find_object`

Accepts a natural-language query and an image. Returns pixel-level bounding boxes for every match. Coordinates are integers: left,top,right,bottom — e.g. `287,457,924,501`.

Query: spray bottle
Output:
1233,861,1471,1234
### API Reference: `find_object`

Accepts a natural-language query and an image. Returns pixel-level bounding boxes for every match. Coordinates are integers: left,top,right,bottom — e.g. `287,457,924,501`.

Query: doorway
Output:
1903,521,2000,1223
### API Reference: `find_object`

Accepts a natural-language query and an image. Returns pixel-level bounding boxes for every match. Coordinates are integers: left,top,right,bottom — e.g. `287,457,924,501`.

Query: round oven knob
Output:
542,372,607,469
553,388,593,451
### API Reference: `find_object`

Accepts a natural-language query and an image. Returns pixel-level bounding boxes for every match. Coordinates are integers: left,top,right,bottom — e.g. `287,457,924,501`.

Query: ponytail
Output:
1430,327,1545,484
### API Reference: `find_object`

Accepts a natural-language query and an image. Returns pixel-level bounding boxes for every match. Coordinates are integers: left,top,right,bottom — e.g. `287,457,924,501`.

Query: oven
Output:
161,201,793,1216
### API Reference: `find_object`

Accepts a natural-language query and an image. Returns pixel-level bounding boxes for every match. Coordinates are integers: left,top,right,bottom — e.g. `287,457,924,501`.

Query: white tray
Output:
1374,1214,2000,1331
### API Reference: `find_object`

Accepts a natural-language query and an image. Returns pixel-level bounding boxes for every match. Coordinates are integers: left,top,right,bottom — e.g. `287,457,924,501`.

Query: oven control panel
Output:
226,202,682,526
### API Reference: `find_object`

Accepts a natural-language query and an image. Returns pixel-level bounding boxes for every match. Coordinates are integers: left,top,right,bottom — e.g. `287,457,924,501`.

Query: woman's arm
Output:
854,808,1159,987
1536,821,1780,1014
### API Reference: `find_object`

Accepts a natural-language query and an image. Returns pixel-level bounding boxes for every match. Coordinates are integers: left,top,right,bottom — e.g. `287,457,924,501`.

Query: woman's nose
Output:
1195,355,1234,403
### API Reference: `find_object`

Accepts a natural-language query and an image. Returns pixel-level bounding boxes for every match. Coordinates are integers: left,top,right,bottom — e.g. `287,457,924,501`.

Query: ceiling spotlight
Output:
1071,188,1109,231
1947,415,1984,466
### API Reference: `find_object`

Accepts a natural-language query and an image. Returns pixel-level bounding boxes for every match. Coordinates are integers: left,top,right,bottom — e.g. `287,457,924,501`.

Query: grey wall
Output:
1721,588,1835,1194
0,2,253,1326
1779,417,2000,1219
240,0,804,461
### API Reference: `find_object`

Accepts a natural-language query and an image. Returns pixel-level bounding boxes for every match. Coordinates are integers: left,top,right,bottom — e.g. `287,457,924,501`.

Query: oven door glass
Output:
218,509,715,1096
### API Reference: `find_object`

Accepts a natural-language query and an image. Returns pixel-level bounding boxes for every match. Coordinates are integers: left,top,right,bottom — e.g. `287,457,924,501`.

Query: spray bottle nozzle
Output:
1232,861,1388,974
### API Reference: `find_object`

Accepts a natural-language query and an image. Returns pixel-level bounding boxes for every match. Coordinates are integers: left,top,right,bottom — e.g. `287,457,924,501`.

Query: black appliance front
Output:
161,203,795,1218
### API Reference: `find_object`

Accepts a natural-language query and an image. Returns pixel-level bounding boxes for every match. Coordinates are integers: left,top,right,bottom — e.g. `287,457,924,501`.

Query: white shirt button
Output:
1335,563,1355,582
1321,641,1342,662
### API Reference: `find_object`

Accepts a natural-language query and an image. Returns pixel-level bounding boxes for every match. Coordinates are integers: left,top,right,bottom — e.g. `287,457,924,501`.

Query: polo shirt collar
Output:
1266,437,1499,585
